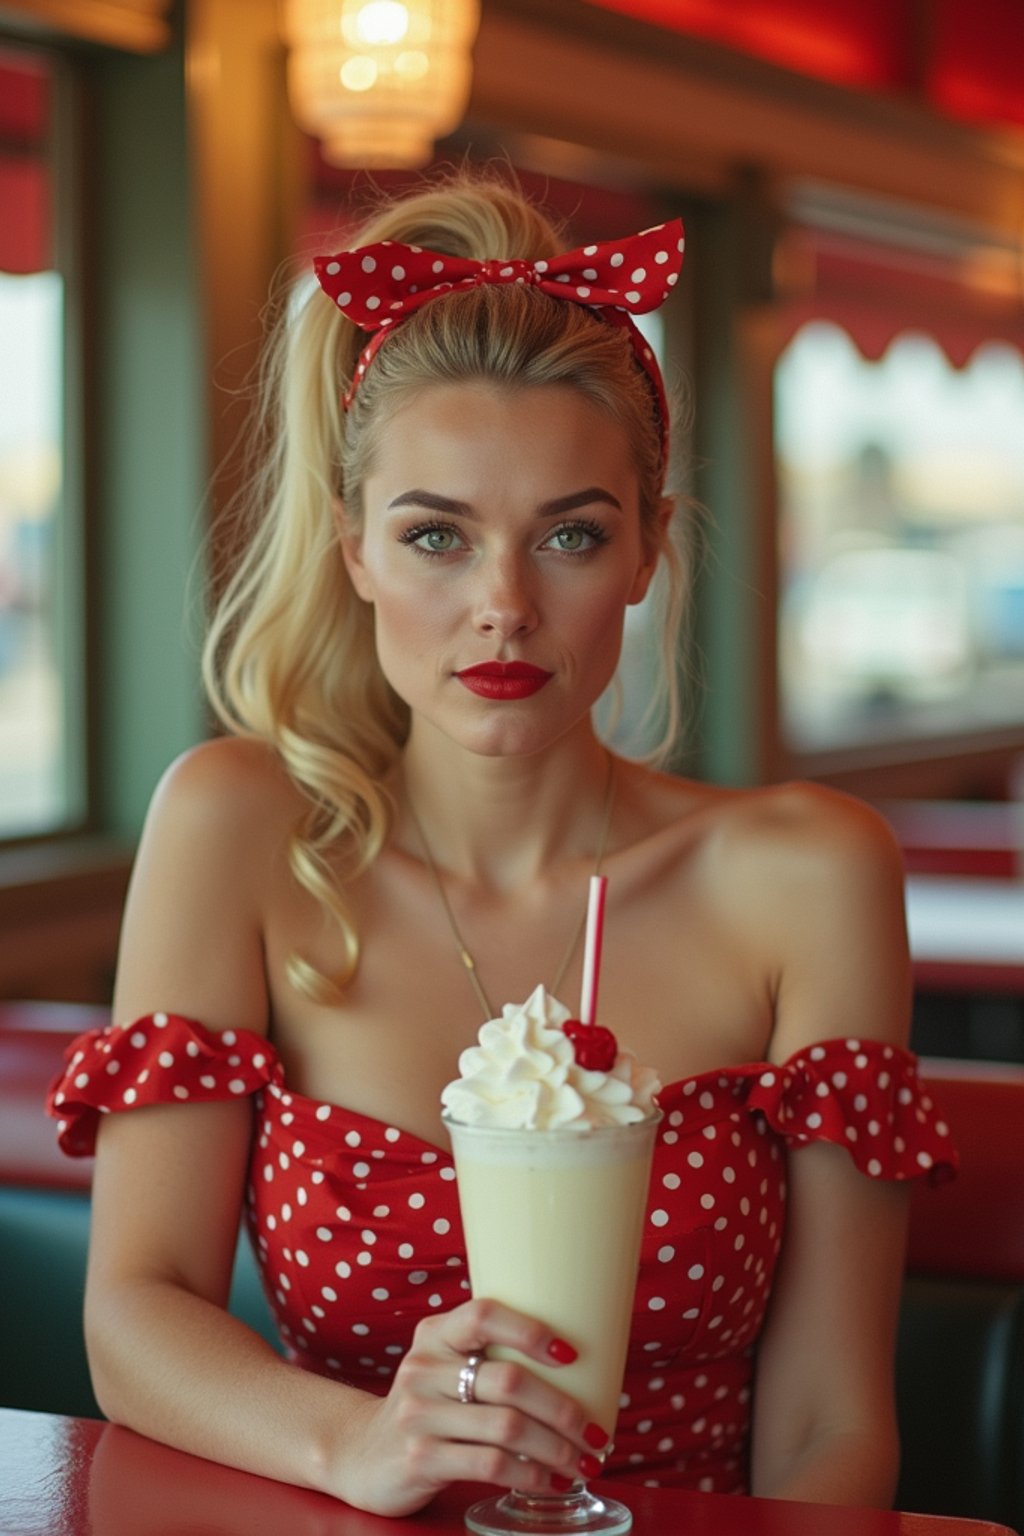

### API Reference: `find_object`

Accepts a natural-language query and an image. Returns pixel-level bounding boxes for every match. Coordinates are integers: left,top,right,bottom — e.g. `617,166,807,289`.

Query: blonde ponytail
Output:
203,169,687,1001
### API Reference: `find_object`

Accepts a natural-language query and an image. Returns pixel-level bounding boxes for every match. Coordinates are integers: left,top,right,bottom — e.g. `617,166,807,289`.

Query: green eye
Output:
546,520,606,554
398,521,465,558
421,528,456,551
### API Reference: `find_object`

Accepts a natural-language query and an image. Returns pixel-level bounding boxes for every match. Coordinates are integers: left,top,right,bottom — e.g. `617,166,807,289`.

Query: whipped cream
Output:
441,983,661,1131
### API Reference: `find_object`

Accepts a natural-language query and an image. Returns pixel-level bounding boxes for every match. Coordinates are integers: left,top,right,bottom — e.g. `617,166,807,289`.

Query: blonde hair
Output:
203,171,691,1000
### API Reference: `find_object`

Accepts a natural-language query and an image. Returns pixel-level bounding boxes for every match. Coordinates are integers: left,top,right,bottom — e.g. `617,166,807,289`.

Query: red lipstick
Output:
455,662,553,700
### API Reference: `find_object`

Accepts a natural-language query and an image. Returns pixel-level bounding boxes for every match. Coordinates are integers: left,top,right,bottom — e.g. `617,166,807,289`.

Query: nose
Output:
472,552,539,641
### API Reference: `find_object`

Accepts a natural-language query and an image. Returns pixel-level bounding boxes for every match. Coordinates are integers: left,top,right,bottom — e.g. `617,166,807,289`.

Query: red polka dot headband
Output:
313,218,684,466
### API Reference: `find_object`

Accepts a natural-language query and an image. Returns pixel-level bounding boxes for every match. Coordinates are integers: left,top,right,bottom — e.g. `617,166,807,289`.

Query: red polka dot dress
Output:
48,1017,956,1493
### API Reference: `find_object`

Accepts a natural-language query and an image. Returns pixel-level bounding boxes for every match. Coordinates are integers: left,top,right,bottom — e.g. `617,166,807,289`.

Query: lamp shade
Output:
282,0,480,168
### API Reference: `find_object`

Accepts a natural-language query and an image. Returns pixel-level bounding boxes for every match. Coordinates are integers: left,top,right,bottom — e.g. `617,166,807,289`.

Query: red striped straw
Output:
579,874,608,1026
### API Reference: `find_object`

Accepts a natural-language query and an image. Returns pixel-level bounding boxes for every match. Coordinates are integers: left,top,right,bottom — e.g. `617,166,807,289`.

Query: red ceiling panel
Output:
929,0,1024,128
586,0,914,88
587,0,1024,131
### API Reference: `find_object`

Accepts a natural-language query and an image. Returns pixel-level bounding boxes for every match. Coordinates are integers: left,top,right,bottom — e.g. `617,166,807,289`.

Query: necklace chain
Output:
407,757,617,1021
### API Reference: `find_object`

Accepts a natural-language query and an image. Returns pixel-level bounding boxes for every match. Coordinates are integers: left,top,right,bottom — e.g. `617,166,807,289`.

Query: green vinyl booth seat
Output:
893,1058,1024,1531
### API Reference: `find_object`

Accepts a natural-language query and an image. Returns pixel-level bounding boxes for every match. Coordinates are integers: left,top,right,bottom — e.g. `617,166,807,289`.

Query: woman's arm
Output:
86,740,596,1515
748,1143,908,1504
738,786,913,1506
88,1098,600,1514
87,740,340,1483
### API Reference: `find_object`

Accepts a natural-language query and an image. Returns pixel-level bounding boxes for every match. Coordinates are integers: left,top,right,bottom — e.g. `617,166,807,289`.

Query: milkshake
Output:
442,983,661,1535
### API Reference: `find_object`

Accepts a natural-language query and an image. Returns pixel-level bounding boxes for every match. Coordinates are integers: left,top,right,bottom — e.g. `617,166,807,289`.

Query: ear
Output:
335,497,375,604
627,496,673,606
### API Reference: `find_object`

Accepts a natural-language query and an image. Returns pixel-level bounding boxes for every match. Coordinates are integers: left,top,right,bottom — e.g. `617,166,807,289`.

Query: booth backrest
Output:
907,1059,1024,1284
896,1060,1024,1531
0,1001,106,1190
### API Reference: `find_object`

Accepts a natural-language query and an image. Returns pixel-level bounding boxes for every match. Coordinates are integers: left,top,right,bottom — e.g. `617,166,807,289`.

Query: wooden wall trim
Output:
0,0,173,53
0,838,133,1003
185,0,304,562
470,1,1024,242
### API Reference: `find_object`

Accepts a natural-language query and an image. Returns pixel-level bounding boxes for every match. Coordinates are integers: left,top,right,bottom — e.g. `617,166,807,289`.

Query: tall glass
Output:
444,1112,661,1536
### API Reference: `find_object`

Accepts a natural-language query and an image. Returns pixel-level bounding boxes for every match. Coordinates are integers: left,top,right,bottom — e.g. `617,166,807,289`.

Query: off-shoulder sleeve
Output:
46,1012,280,1157
744,1037,958,1185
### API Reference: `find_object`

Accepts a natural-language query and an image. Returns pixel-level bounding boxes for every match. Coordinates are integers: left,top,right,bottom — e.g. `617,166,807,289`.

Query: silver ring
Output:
457,1351,485,1404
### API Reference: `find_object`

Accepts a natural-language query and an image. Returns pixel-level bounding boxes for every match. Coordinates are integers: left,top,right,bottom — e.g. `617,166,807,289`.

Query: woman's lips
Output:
455,662,554,700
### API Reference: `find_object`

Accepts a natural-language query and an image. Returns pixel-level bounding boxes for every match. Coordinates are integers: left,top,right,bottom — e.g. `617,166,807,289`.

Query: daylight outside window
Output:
0,48,82,838
776,321,1024,753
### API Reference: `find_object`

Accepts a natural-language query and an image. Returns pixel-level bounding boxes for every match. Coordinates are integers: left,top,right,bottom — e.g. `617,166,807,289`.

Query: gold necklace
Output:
407,757,616,1021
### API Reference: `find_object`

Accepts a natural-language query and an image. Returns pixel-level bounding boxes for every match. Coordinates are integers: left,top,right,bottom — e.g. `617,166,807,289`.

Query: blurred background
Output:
0,0,1022,1032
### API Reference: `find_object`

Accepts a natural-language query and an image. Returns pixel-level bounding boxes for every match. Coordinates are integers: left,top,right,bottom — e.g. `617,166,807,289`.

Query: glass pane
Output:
776,321,1024,752
0,50,75,837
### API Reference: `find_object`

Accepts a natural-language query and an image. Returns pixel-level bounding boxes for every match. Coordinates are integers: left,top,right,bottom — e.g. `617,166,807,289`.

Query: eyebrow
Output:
386,487,623,518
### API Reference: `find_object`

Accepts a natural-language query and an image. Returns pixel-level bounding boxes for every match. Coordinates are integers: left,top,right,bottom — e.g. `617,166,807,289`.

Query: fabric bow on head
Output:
313,218,685,464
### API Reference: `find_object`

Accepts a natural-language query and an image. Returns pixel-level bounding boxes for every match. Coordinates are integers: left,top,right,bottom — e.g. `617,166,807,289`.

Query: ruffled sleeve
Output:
744,1037,958,1185
46,1012,280,1157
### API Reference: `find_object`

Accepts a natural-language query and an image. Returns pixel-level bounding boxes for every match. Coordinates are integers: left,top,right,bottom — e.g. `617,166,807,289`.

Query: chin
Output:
405,681,614,759
465,712,598,761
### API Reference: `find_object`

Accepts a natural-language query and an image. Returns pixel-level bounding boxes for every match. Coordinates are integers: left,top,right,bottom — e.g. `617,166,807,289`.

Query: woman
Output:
49,173,954,1517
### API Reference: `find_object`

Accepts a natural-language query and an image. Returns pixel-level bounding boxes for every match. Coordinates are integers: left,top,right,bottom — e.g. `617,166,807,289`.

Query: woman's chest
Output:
632,1086,788,1366
260,827,777,1146
265,977,774,1155
247,1080,789,1374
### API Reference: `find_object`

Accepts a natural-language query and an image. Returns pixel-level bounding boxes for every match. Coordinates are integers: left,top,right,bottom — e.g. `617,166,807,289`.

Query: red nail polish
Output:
550,1474,575,1492
578,1453,603,1480
547,1338,578,1364
583,1422,609,1450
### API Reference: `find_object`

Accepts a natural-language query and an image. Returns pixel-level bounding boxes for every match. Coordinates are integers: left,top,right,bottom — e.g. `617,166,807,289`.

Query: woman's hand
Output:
322,1298,608,1517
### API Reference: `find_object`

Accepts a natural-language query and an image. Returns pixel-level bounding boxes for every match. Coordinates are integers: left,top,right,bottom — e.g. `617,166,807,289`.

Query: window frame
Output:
0,39,93,845
757,205,1024,799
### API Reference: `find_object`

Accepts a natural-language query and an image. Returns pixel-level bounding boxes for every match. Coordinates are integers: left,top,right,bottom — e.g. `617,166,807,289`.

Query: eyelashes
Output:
546,518,610,554
397,518,611,559
397,520,462,557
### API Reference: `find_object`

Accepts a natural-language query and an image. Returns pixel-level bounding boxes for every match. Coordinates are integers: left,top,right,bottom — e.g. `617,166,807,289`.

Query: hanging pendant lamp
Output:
282,0,481,169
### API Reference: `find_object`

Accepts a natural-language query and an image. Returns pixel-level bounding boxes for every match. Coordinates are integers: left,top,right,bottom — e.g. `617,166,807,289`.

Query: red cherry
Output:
563,1019,618,1072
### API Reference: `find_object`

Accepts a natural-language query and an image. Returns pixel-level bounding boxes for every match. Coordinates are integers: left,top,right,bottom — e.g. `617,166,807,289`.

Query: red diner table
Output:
904,873,1024,1060
905,874,1024,995
1,1408,1017,1536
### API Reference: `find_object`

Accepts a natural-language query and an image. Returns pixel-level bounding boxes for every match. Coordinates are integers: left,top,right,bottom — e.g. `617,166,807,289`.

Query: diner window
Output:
0,47,83,837
774,221,1024,758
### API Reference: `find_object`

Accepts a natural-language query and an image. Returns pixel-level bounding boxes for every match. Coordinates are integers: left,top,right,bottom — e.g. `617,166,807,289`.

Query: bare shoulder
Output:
137,737,314,885
699,781,910,1053
148,735,301,833
709,779,903,893
625,766,900,878
115,738,306,1031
